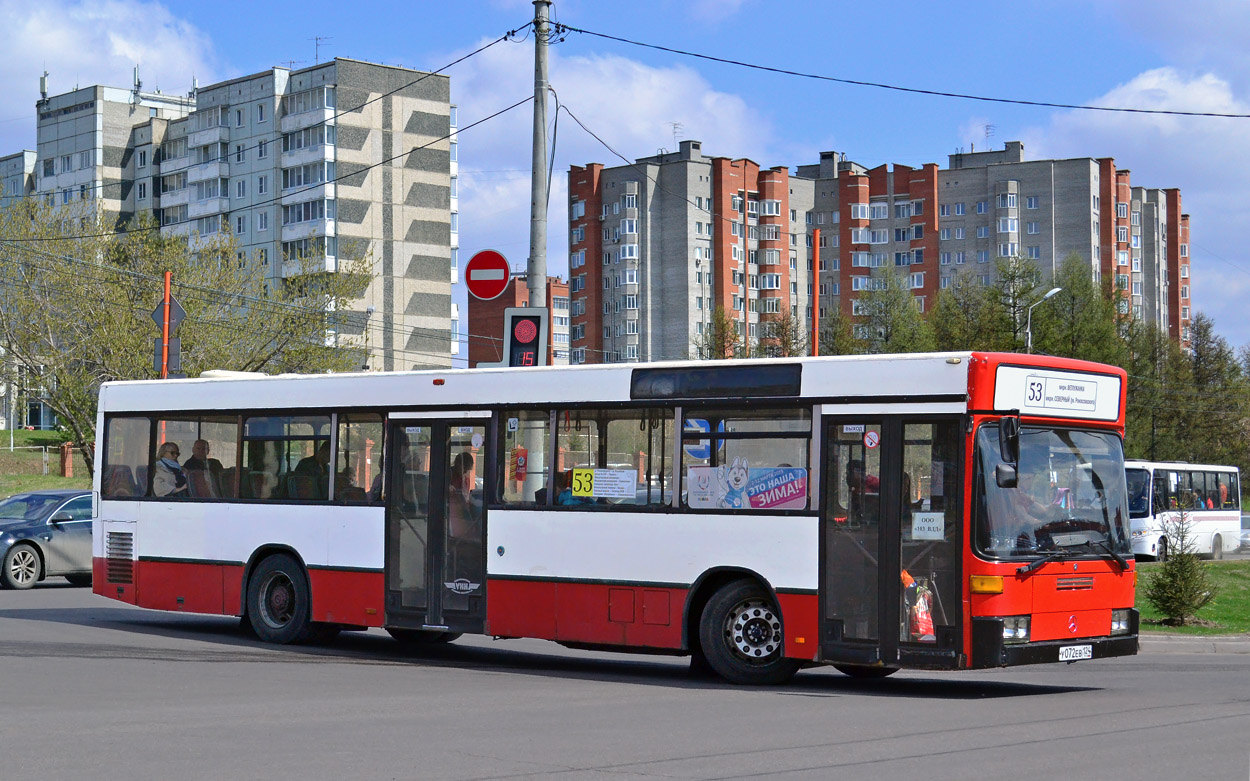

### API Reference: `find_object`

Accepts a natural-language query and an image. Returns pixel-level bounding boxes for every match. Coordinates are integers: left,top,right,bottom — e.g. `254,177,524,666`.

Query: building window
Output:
998,243,1018,258
977,250,990,263
954,227,965,240
1026,221,1039,234
996,193,1017,209
955,251,966,264
137,182,147,200
257,140,268,159
1026,196,1038,210
257,211,268,231
997,218,1018,233
257,103,267,123
954,202,965,216
236,215,246,234
870,203,889,220
977,226,989,239
257,175,268,195
1180,244,1189,257
1117,226,1128,242
236,179,246,199
940,228,950,240
849,203,870,220
976,201,987,214
1027,245,1040,259
1116,202,1128,219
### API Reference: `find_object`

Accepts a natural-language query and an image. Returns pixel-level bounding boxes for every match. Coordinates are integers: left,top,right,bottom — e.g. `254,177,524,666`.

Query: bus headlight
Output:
1111,609,1131,636
1002,616,1030,644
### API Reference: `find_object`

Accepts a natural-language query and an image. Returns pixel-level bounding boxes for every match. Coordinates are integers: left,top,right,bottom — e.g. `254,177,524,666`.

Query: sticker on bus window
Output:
471,433,484,449
687,463,807,510
507,418,519,432
843,424,865,434
571,468,637,499
405,426,423,434
911,511,945,540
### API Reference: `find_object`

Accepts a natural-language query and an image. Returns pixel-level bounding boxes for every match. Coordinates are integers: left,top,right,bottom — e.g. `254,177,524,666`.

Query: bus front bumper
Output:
970,611,1139,669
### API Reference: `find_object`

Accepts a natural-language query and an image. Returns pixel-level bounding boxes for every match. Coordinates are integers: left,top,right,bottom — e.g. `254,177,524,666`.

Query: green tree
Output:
855,268,935,354
691,305,745,359
1141,510,1218,625
930,267,998,351
817,303,859,356
0,201,370,474
756,312,808,358
990,256,1042,350
1034,253,1126,365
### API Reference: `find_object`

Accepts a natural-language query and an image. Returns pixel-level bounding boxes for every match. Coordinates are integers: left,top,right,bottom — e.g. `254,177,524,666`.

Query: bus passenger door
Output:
819,418,901,669
819,417,964,671
385,416,491,635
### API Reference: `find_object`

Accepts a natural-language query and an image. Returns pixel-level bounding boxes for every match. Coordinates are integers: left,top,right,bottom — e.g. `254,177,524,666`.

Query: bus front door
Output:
385,417,491,635
819,417,964,671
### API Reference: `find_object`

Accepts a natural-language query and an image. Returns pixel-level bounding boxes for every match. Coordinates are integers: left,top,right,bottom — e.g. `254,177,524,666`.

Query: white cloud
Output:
0,0,219,152
689,0,748,24
1020,67,1250,346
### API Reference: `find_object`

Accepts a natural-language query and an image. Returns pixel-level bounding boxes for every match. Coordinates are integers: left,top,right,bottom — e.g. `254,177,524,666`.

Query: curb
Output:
1138,633,1250,654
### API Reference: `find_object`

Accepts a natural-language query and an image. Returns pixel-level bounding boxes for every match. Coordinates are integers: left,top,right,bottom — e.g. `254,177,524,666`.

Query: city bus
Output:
92,351,1137,684
1125,460,1241,560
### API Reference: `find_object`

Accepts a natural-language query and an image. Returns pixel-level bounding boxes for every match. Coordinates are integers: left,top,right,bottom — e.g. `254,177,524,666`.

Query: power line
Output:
5,25,532,205
0,95,533,244
554,23,1250,119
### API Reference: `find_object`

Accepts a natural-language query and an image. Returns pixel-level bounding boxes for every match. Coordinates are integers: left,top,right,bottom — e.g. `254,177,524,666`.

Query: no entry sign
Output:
464,249,511,300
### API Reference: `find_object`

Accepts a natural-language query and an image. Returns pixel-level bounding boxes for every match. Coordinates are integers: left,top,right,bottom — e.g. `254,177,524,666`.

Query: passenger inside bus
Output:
183,439,224,498
152,442,189,498
845,458,879,524
291,441,332,500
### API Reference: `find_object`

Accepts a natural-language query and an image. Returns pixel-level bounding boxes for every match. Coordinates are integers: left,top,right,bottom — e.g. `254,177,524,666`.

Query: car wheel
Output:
64,574,92,587
1211,535,1223,560
2,543,42,590
698,579,800,685
834,664,899,679
246,554,315,644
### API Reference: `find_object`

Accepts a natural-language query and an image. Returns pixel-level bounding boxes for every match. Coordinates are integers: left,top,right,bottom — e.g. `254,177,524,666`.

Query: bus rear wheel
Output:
246,554,315,644
1157,538,1168,562
698,580,800,685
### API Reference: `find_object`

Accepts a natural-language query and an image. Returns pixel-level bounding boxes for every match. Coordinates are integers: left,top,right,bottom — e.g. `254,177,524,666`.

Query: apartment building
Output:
569,139,1191,362
466,275,570,367
0,151,36,208
7,59,459,371
568,140,815,364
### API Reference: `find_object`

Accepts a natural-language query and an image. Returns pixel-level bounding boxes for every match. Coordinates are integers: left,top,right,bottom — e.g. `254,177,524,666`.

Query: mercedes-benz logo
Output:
1068,615,1078,633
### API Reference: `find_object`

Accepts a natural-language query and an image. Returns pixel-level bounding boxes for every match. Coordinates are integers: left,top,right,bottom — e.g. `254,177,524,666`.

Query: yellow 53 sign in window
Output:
571,468,637,499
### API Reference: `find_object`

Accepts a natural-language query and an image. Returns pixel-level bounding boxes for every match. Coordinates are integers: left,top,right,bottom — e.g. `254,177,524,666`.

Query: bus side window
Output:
337,413,383,505
102,417,152,498
498,409,551,505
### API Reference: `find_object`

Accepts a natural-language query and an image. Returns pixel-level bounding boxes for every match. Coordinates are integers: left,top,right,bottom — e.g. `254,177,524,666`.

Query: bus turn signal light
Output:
970,575,1004,594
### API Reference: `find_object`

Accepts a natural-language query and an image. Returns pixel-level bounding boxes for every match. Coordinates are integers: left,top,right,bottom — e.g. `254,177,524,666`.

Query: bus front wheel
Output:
1211,535,1223,560
247,554,315,644
1157,538,1168,562
698,580,800,685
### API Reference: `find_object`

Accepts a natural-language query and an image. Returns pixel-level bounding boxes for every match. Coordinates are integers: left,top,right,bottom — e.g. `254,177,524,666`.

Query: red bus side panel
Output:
487,578,557,638
308,569,385,627
137,560,227,615
777,593,819,660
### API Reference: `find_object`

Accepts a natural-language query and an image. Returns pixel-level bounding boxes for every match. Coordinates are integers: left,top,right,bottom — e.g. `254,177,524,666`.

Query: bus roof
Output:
97,351,1125,423
1126,460,1240,474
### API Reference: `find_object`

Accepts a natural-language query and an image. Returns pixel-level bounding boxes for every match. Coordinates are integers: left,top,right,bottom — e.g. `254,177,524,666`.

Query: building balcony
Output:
281,218,335,243
187,197,229,219
187,160,228,183
158,154,190,174
280,182,335,205
188,125,230,148
280,107,335,134
158,188,190,208
280,144,334,169
282,252,336,277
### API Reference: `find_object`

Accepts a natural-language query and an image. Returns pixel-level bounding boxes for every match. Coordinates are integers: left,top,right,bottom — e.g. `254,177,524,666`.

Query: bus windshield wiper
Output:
1016,548,1071,576
1086,539,1128,572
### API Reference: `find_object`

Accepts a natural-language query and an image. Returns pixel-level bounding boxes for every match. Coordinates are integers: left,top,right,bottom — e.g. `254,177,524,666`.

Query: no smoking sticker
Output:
863,430,880,449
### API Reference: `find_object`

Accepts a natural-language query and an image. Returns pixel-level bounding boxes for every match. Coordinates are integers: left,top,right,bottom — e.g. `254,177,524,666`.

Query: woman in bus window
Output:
152,442,190,498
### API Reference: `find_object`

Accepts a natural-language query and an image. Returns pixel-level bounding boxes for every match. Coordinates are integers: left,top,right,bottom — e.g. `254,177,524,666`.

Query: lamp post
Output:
1026,287,1062,354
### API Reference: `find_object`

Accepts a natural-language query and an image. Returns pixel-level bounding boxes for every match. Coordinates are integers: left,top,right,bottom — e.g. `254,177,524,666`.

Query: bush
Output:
1142,511,1218,625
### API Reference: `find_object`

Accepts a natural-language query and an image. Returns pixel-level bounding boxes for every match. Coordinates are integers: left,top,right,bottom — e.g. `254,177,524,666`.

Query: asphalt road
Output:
1,582,1247,781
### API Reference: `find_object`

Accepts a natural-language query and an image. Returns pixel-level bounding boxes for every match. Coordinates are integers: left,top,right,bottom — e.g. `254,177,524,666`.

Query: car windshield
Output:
1126,468,1151,519
976,426,1131,558
0,494,65,521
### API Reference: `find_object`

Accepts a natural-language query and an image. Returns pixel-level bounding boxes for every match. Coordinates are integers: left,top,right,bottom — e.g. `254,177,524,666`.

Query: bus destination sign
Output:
993,365,1121,421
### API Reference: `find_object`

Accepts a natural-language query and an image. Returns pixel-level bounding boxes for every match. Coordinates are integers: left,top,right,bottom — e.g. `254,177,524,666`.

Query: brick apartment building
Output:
567,139,1191,364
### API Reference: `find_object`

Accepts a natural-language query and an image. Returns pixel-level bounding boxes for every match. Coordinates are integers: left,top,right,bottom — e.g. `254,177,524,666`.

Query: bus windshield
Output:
1126,468,1151,519
976,426,1130,558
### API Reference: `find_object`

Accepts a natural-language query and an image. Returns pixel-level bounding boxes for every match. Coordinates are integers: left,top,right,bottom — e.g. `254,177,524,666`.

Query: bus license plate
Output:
1059,644,1092,661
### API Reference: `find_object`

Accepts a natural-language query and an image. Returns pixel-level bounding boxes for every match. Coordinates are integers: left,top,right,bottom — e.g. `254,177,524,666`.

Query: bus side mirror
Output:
998,416,1020,465
995,463,1018,488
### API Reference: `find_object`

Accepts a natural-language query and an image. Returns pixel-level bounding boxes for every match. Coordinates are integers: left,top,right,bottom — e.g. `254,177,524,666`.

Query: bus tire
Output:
834,664,899,679
1157,537,1168,562
2,543,42,590
698,580,800,685
1211,535,1223,560
246,554,314,644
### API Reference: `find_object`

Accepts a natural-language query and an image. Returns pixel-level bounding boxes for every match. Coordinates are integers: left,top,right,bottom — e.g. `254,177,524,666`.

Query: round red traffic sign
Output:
464,249,511,301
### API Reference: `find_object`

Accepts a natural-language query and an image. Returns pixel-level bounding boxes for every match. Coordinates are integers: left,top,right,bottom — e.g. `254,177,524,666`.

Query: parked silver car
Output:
1241,514,1250,551
0,490,93,589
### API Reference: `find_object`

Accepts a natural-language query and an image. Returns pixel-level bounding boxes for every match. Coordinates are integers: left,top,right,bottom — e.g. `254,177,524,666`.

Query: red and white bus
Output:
93,351,1137,684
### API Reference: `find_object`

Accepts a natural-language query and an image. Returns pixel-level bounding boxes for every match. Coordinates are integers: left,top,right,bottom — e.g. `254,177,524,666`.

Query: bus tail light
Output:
1111,609,1131,636
970,575,1003,594
1003,616,1030,644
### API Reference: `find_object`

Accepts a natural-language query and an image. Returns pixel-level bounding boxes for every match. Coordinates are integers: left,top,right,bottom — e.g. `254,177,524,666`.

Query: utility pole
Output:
528,0,551,315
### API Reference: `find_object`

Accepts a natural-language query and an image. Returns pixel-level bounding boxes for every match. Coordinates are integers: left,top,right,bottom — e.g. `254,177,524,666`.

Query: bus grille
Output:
106,532,134,584
1056,576,1094,591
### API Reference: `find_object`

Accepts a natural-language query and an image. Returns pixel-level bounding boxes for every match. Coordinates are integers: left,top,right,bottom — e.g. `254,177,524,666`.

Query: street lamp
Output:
1026,287,1062,354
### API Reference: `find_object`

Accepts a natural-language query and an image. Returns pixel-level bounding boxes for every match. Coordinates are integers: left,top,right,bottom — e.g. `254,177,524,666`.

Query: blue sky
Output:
3,0,1249,363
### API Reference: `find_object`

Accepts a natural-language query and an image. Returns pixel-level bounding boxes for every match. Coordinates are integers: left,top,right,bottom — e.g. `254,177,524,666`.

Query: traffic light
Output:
482,307,548,368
